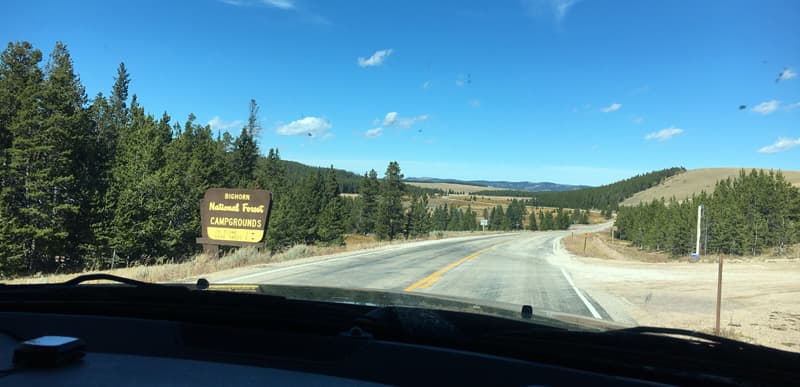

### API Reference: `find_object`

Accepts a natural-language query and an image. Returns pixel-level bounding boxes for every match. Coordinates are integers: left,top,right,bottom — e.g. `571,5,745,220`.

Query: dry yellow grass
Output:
622,168,800,206
562,230,671,262
405,182,506,194
6,231,501,285
563,226,800,262
6,246,315,285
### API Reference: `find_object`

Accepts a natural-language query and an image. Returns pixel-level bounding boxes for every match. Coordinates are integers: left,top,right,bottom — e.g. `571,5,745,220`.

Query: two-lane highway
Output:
214,223,611,320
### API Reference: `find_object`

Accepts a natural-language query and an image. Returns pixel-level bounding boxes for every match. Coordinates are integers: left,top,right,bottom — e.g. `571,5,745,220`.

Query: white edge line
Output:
560,267,602,319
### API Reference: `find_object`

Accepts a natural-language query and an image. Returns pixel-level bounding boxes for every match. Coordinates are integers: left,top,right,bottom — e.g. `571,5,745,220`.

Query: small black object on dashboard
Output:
13,336,85,368
196,278,210,290
521,305,533,319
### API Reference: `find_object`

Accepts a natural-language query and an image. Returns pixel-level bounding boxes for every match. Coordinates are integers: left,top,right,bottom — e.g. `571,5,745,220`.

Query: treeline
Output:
281,160,360,193
484,199,589,231
281,160,443,196
615,169,800,256
478,167,686,211
0,41,431,277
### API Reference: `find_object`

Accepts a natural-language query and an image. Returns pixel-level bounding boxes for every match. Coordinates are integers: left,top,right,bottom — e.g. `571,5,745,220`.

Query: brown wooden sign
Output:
196,188,272,250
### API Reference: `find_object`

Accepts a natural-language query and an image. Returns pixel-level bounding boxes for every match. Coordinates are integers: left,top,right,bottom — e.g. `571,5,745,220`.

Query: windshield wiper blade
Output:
60,273,164,287
610,326,747,347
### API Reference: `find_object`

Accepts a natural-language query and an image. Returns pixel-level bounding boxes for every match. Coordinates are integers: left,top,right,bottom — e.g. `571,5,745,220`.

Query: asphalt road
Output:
217,223,612,320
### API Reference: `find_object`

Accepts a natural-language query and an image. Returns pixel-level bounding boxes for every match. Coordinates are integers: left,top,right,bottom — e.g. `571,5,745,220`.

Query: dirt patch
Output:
563,229,670,262
557,235,800,352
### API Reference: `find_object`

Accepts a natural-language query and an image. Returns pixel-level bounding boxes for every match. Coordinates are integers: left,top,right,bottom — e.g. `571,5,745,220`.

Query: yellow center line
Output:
404,244,499,292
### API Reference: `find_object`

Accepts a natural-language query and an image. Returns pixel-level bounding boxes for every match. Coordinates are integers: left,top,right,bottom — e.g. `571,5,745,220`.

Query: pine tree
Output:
357,169,379,234
444,207,457,231
404,194,431,238
108,101,173,263
528,211,538,231
317,198,345,246
317,166,345,245
0,41,45,273
257,148,287,193
295,171,325,244
375,161,404,240
542,211,556,230
109,62,130,137
41,42,92,269
231,99,260,187
431,204,448,231
0,42,94,272
461,205,477,231
89,62,132,265
555,208,570,230
490,205,506,230
263,149,298,252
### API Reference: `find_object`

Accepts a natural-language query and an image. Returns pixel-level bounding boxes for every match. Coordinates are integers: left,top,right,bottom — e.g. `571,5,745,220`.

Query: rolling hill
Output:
404,177,589,192
621,168,800,206
404,181,507,194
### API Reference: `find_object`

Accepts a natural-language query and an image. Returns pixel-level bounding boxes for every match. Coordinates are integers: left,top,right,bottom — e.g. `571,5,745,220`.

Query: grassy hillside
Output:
405,177,588,191
405,181,505,194
621,168,800,206
477,167,686,211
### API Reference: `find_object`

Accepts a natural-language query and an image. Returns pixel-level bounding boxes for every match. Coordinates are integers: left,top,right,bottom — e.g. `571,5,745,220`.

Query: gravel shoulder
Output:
556,229,800,352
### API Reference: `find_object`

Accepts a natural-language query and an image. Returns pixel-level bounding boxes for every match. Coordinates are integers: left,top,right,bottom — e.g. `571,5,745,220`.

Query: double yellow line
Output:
404,244,498,292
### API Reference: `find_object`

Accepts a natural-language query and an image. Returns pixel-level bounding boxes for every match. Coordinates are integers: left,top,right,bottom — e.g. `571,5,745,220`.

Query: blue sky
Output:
2,0,799,185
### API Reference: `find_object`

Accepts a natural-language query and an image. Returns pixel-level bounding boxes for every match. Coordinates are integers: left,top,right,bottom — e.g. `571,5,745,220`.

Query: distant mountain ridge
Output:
404,177,591,192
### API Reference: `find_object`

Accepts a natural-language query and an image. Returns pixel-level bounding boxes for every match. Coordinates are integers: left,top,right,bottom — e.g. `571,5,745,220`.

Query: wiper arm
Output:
610,326,744,347
61,274,164,287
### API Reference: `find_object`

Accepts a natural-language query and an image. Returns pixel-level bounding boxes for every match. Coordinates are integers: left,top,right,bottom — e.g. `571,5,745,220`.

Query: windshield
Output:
1,0,798,352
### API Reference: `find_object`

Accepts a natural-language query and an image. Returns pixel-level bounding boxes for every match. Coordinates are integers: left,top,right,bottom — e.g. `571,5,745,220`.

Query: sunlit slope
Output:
621,168,800,206
405,182,507,194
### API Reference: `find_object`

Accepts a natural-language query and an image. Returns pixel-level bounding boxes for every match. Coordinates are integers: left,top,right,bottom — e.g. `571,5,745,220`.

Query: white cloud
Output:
645,126,683,141
382,112,428,128
422,81,431,89
208,116,244,131
275,116,331,136
779,68,797,82
522,0,579,25
365,127,383,138
753,100,779,115
601,103,622,113
357,49,393,67
220,0,294,9
469,99,481,107
382,112,398,126
262,0,294,9
758,137,800,153
786,102,800,110
553,0,577,22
